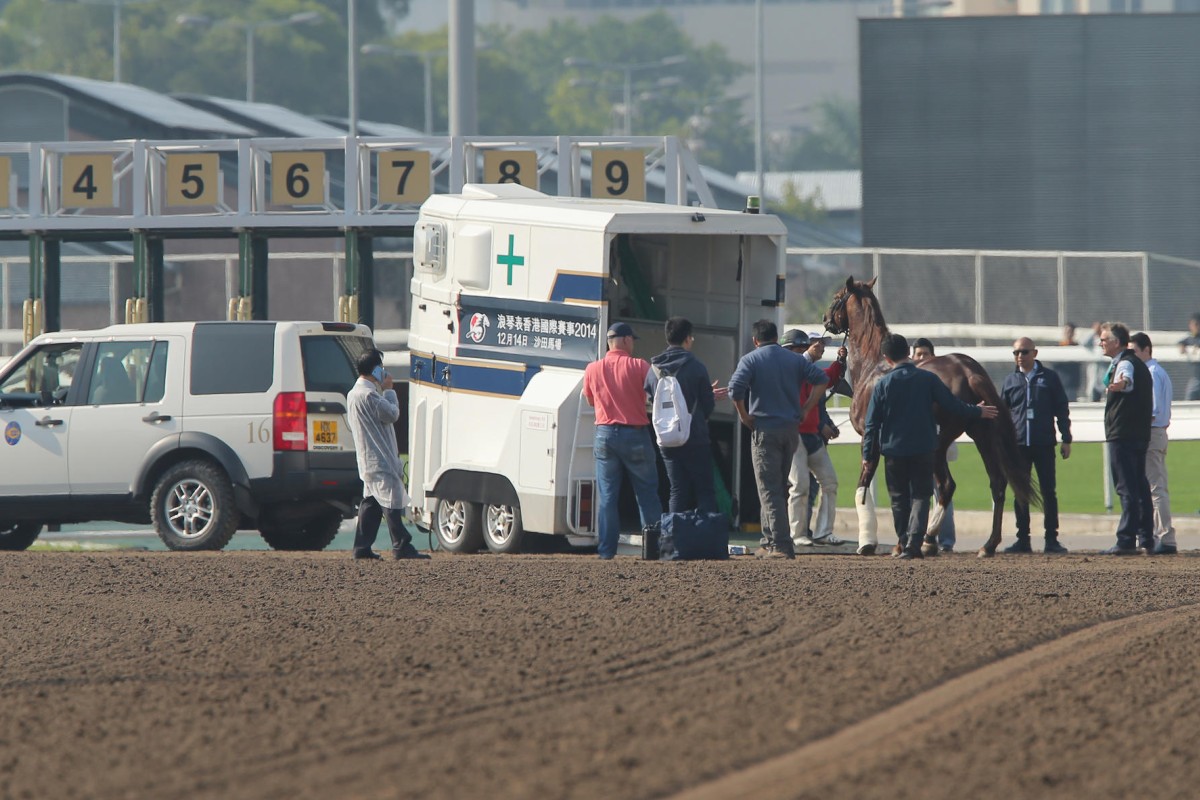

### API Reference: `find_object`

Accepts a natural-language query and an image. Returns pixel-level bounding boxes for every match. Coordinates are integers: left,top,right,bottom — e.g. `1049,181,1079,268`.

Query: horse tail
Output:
965,369,1040,509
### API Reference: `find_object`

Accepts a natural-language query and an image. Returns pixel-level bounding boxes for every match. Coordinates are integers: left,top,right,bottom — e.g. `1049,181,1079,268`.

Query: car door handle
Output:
142,412,172,424
35,416,64,428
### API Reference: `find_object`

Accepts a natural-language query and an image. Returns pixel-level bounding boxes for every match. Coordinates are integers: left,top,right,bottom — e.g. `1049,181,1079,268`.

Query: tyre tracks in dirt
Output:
672,602,1200,800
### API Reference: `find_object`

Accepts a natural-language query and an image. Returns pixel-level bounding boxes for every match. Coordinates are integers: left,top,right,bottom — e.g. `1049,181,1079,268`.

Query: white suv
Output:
0,321,375,551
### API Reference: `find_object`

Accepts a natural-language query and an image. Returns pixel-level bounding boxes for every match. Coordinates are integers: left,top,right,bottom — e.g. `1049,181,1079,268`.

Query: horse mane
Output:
847,281,890,362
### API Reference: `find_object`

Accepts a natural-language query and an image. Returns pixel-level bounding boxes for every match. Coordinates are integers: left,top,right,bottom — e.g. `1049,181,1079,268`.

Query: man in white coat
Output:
347,350,429,560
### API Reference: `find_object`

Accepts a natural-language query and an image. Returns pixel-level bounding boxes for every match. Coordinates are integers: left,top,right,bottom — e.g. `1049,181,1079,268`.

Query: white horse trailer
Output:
406,184,787,553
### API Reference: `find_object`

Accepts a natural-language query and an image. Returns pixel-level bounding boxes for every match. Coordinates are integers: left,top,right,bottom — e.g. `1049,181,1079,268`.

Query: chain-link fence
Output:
789,248,1200,332
788,248,1200,401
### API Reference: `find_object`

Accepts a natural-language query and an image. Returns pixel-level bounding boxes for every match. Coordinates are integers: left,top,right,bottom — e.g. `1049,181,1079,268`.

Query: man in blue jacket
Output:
729,319,829,559
1000,337,1072,554
646,317,725,514
862,333,998,560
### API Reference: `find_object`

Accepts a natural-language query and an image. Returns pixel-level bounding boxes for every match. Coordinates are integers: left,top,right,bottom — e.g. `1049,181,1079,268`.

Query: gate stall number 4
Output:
61,154,117,209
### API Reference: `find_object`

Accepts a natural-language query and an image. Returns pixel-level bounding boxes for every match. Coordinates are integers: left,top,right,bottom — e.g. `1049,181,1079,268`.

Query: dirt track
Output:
3,551,1200,800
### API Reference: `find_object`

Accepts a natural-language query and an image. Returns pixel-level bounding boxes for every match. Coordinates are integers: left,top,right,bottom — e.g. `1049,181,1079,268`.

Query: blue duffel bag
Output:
658,511,729,561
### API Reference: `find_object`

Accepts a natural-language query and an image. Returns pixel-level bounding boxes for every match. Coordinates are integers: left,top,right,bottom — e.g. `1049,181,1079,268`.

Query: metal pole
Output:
623,68,632,135
754,0,766,201
449,0,477,136
113,2,121,83
245,26,255,102
423,53,434,135
348,0,359,139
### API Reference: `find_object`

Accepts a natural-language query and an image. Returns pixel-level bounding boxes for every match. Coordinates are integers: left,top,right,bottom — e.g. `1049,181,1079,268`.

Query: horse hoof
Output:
976,547,995,559
921,542,939,557
891,543,904,557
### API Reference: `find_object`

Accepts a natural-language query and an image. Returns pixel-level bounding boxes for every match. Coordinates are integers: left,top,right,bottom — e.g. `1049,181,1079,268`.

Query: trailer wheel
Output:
433,499,483,553
0,522,42,551
482,503,524,555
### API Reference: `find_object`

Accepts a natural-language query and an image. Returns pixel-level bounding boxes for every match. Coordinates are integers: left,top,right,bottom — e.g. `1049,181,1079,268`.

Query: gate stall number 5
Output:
164,153,221,208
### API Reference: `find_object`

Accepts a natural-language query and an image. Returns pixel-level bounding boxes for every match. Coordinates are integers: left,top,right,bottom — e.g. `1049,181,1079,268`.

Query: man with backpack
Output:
646,317,726,513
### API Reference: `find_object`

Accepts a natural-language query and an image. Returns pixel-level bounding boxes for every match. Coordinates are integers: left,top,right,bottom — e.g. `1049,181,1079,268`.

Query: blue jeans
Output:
595,425,662,558
662,437,717,514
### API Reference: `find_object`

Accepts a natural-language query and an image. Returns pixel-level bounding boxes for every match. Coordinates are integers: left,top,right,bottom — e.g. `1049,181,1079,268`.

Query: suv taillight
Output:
273,392,308,451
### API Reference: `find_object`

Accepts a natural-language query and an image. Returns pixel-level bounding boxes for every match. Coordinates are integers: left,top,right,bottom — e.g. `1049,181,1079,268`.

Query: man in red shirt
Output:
783,330,847,548
583,322,662,560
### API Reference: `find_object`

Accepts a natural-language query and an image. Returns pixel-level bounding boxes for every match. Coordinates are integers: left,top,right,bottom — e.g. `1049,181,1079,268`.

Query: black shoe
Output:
1101,545,1141,556
1004,538,1033,554
898,549,923,560
353,551,381,560
1151,543,1178,555
394,546,431,560
1044,540,1069,554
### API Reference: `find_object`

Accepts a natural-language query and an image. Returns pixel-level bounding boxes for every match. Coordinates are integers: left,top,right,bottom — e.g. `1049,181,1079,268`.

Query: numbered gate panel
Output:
589,149,646,202
266,150,334,211
374,149,433,207
48,145,135,215
481,150,540,191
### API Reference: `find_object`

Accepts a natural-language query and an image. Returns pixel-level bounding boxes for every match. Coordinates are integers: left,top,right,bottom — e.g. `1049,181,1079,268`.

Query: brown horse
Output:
823,276,1037,557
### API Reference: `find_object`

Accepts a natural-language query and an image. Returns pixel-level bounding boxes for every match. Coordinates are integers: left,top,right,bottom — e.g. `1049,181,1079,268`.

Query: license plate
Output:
312,420,338,446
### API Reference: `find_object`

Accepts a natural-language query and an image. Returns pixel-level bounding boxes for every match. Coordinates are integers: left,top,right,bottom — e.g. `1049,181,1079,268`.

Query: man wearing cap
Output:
583,322,663,560
782,329,848,548
728,320,829,559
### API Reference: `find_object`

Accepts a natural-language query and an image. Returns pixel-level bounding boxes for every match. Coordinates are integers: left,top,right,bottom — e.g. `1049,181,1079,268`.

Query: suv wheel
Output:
433,499,483,553
0,522,42,551
259,510,343,551
151,460,239,551
482,503,524,554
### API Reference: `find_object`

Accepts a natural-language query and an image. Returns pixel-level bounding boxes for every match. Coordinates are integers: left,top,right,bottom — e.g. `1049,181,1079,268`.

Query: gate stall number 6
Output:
165,152,221,207
270,152,327,207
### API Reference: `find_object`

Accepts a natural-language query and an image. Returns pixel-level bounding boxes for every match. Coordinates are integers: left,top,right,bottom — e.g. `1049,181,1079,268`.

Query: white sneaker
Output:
794,535,816,547
810,533,847,546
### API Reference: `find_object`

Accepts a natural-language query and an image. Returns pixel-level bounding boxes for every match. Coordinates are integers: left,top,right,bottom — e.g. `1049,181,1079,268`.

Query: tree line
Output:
0,0,856,175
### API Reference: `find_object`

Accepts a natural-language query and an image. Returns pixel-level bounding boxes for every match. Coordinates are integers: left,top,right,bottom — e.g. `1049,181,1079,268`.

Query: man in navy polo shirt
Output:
1000,336,1072,555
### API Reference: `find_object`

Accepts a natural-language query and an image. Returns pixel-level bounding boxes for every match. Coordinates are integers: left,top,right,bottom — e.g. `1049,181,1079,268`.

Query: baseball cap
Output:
807,331,831,345
607,321,638,339
779,329,809,349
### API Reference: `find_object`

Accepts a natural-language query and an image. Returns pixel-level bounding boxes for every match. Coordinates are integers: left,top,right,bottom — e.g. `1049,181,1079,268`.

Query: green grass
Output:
827,441,1200,516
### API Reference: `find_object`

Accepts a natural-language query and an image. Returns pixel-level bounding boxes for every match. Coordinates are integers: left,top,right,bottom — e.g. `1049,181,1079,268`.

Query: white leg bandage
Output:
856,486,877,546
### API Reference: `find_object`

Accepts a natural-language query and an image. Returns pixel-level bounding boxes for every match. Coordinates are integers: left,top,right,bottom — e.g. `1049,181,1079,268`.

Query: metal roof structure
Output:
172,94,349,138
0,72,254,138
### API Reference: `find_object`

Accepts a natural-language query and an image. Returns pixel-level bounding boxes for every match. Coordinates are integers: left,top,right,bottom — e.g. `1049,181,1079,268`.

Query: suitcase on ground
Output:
659,511,729,561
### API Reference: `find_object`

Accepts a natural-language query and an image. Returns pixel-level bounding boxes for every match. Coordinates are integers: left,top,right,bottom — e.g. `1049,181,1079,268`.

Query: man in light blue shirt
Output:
1131,332,1176,554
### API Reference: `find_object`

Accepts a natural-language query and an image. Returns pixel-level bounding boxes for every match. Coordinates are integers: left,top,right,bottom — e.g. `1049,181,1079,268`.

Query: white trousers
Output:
1147,427,1175,546
788,441,838,544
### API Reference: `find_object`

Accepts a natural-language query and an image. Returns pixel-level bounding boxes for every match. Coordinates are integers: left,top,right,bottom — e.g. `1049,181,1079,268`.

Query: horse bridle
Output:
825,289,852,336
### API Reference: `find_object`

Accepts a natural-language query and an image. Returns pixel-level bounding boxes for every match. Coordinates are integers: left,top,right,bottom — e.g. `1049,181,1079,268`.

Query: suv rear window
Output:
191,323,276,395
301,335,373,394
